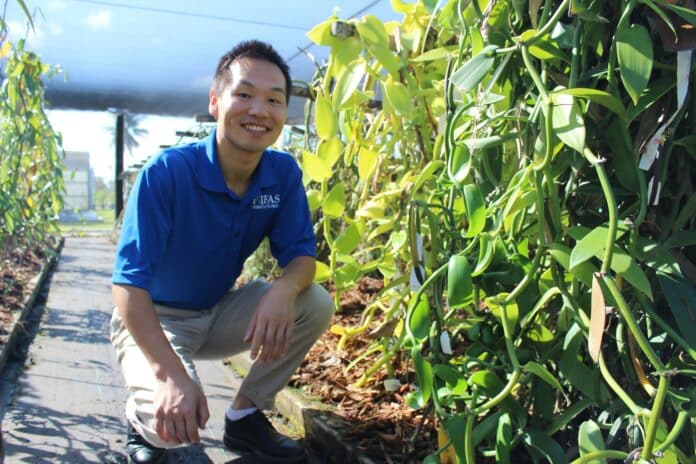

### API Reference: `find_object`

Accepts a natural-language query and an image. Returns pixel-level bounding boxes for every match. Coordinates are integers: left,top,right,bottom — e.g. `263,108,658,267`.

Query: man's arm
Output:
113,284,209,444
244,255,316,364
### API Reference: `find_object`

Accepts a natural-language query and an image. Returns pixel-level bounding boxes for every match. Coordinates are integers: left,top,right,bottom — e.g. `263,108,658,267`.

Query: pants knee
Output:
297,283,333,334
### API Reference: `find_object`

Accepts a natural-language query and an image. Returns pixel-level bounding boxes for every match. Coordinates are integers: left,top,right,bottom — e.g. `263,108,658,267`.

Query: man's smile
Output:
241,123,271,133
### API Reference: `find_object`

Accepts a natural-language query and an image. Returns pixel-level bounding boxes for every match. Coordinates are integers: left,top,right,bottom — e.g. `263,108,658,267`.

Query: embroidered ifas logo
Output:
252,194,281,209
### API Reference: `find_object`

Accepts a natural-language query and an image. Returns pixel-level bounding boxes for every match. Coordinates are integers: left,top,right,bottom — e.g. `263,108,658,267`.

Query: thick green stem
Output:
538,0,554,27
543,166,562,239
583,148,618,273
641,374,670,460
522,0,571,46
534,171,550,246
598,352,646,416
499,286,526,369
655,411,689,452
602,276,664,371
629,166,648,257
521,46,549,101
569,19,582,88
464,412,475,464
533,99,554,171
570,450,629,464
515,247,546,297
336,309,376,350
353,348,395,388
471,369,522,415
471,0,483,21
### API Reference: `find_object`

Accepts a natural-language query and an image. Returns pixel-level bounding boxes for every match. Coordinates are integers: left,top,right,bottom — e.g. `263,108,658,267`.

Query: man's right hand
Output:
153,373,210,444
113,285,211,444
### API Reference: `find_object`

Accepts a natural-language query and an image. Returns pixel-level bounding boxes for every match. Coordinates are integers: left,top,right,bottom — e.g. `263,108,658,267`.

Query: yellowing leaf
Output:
317,137,343,168
330,324,348,335
370,43,401,77
306,19,335,46
314,261,331,283
334,223,362,254
302,151,332,182
588,273,606,363
358,147,379,182
437,425,457,464
315,95,337,140
332,36,362,75
356,198,386,219
390,0,417,14
356,15,389,47
306,189,321,211
0,41,12,59
322,182,345,218
333,59,366,108
522,31,568,62
383,79,415,117
410,47,454,62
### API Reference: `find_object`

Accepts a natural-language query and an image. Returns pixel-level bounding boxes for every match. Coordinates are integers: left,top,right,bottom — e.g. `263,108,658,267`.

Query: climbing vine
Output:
1,2,64,262
300,0,696,462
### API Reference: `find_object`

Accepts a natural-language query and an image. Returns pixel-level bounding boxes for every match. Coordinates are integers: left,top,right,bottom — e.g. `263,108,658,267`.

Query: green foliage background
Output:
1,4,64,262
296,0,696,462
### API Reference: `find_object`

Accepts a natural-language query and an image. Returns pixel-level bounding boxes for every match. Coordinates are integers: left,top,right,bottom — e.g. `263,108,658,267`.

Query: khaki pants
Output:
110,280,333,449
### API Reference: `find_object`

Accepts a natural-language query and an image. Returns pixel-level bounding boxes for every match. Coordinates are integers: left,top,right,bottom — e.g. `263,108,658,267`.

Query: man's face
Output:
209,57,288,158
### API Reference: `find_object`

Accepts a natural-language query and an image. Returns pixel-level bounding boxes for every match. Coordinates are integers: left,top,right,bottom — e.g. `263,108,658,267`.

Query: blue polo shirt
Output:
112,129,316,310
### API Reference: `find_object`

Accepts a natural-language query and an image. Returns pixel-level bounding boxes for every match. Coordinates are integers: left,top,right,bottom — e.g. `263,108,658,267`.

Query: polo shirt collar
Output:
197,128,277,194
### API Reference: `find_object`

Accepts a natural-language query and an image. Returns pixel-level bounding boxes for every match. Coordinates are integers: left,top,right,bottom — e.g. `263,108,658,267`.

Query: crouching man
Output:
111,40,333,463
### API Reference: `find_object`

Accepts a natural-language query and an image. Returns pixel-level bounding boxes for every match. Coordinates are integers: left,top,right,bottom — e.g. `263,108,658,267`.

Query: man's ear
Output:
208,88,218,120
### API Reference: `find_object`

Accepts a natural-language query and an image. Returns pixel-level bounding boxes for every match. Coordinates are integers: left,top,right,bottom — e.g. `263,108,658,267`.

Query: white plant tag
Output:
639,50,692,171
440,331,453,355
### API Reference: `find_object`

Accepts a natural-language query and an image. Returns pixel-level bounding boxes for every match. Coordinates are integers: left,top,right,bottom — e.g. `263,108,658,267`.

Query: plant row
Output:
294,1,696,462
1,7,64,264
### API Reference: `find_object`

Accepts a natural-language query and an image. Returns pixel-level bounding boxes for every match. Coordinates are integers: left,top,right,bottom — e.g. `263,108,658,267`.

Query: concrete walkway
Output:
0,236,279,463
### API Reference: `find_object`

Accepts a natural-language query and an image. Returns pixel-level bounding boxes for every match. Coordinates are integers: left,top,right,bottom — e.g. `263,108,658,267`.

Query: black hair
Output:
213,40,291,103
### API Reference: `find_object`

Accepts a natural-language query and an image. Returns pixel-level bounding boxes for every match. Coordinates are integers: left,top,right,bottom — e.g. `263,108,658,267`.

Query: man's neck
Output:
217,146,262,198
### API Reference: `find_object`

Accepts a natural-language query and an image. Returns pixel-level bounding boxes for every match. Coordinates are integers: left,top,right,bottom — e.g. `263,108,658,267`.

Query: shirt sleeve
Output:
268,160,316,268
112,157,174,291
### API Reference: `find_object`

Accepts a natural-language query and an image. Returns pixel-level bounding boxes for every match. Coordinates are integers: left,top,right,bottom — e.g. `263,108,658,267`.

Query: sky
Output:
3,0,400,117
3,0,401,181
47,110,196,181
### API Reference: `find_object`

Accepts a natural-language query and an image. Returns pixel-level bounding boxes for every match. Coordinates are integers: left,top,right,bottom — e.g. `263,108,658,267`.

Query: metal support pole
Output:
115,113,125,218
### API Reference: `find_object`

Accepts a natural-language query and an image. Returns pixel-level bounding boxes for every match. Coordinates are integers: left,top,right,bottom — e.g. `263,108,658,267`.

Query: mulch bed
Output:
0,243,47,348
290,277,437,463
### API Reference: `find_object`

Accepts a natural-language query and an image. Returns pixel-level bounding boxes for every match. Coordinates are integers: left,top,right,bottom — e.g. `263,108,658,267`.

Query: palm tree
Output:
106,112,149,155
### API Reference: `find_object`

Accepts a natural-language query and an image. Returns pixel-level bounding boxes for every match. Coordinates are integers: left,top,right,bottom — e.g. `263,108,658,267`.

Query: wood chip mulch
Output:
0,244,46,347
290,277,437,463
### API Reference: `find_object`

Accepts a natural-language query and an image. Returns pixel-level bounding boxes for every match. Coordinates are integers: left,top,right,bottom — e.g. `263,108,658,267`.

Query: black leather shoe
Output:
127,425,167,464
224,411,306,462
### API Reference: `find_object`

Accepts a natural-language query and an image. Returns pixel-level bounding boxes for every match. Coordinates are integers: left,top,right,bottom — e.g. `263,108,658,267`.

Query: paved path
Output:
0,236,283,463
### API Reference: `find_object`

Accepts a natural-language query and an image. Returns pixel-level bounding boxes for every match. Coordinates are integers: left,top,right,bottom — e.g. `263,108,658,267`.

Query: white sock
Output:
226,406,257,421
